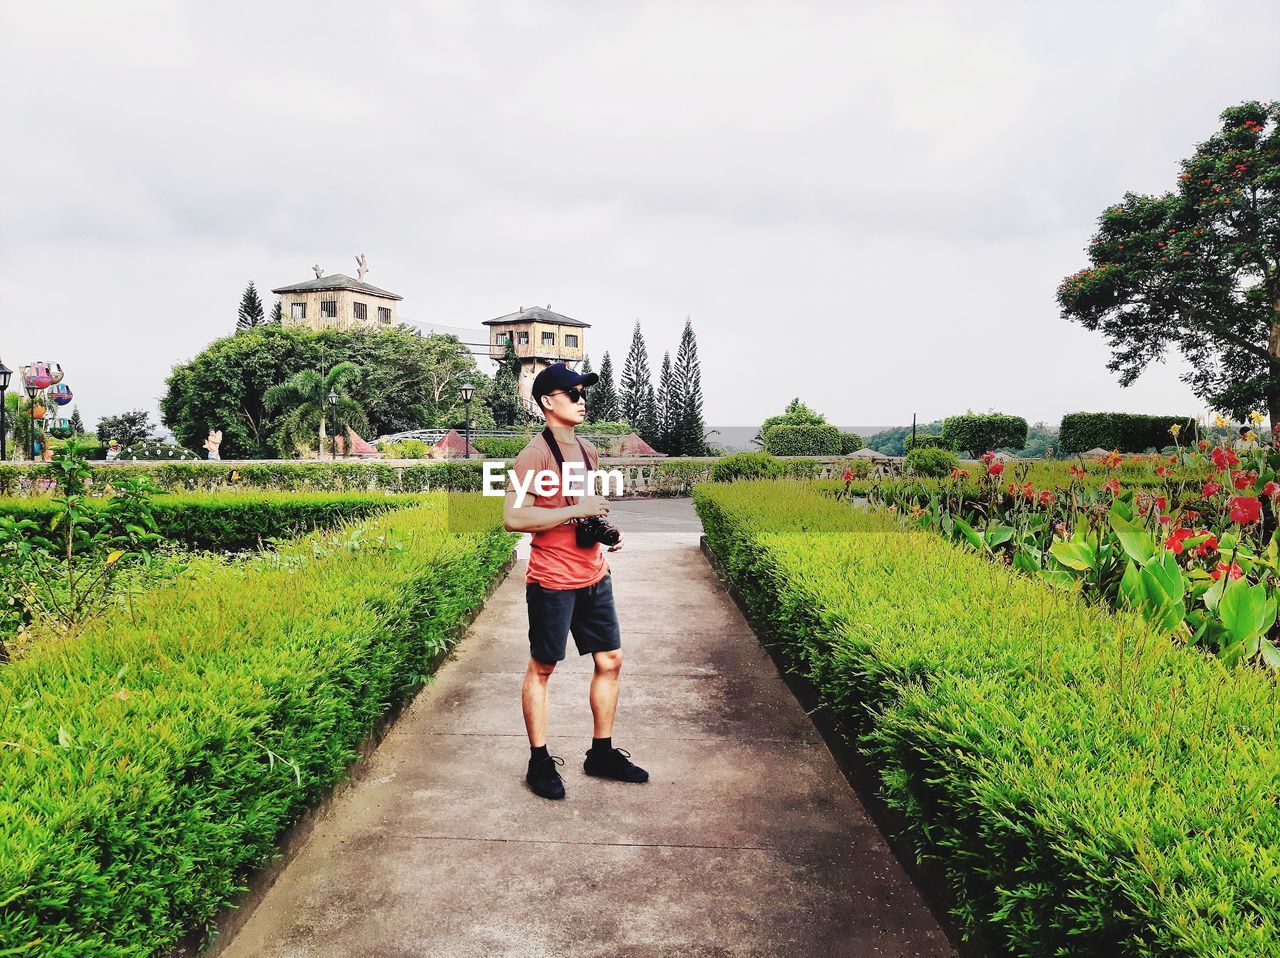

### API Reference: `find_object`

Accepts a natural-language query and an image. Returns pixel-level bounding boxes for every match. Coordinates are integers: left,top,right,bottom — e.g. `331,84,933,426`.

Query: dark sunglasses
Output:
551,387,588,403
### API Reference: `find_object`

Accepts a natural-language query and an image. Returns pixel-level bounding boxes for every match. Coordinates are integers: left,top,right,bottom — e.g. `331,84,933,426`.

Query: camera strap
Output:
541,427,591,504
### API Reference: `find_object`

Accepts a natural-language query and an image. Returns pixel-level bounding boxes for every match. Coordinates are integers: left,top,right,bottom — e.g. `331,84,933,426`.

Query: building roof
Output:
334,428,380,457
271,273,403,301
483,306,590,328
432,428,482,457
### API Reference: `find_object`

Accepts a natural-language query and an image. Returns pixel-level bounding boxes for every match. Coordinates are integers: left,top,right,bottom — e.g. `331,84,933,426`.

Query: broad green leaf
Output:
1217,577,1268,644
1051,539,1096,572
985,525,1014,548
951,515,984,552
1110,513,1155,564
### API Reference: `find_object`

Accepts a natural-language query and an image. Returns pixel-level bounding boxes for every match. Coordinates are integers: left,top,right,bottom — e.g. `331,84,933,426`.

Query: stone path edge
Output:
174,549,519,958
697,534,992,958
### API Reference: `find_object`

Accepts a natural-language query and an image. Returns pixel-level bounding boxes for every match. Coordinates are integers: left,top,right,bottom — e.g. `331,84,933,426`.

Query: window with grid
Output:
378,307,391,323
353,302,367,321
541,331,555,346
565,334,578,348
290,302,306,320
321,300,337,319
517,331,529,344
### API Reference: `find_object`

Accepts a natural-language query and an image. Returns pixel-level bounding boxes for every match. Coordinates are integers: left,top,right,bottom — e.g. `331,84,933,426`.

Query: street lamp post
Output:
460,383,475,460
327,388,338,460
0,359,11,463
25,383,39,462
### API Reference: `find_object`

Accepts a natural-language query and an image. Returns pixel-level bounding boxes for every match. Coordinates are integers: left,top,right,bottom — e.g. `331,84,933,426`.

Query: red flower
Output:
988,462,1005,477
1211,561,1244,582
1069,464,1087,480
1228,495,1262,524
1202,482,1222,498
980,451,996,465
1039,489,1055,506
1198,439,1210,452
1164,527,1194,554
949,466,970,479
1195,535,1219,558
1102,450,1123,470
1212,446,1240,471
1264,480,1280,499
1156,465,1170,477
1232,470,1258,490
1103,477,1120,496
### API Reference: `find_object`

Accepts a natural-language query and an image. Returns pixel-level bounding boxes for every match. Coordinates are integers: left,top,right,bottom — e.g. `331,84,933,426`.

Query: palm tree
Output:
264,362,368,458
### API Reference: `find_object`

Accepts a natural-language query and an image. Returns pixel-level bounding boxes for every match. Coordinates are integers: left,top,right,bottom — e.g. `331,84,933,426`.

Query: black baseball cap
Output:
531,363,598,402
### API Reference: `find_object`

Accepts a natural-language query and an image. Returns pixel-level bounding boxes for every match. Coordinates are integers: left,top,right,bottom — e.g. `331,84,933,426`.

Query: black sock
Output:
591,737,612,753
531,744,549,760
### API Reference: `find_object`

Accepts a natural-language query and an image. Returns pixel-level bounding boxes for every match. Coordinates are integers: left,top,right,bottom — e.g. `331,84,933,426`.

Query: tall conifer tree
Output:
620,320,654,431
657,351,676,453
237,281,265,330
594,351,621,422
674,316,708,455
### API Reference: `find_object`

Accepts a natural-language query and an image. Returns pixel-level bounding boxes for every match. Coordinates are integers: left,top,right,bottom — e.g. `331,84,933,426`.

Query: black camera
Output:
575,514,621,548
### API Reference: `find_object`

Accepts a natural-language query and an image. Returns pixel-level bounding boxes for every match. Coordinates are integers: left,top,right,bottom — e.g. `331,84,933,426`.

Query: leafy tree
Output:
620,321,654,433
270,298,283,325
265,361,368,457
95,409,154,446
1059,100,1280,422
591,351,621,422
489,339,524,427
68,407,85,435
657,352,675,452
161,326,490,458
672,317,709,455
236,281,266,331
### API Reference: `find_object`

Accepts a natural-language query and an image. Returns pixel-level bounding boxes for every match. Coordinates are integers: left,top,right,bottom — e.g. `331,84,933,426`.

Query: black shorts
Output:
527,573,622,663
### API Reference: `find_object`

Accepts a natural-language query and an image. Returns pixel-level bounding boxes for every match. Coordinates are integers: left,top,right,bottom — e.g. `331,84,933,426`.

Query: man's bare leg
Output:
588,649,623,738
522,657,556,746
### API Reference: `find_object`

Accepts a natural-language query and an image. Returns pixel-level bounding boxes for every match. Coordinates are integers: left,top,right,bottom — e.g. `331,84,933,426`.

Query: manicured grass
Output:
0,495,517,957
695,480,1280,957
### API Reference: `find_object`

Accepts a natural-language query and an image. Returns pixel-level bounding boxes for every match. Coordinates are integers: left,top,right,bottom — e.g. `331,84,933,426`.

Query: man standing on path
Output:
503,363,649,800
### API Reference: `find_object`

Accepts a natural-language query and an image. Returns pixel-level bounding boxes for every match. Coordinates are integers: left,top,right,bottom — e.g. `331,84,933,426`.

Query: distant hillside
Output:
706,425,894,453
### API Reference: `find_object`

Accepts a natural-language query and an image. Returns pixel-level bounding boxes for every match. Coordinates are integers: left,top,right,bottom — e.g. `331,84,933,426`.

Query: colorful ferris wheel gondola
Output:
21,362,54,391
49,383,73,406
48,363,65,385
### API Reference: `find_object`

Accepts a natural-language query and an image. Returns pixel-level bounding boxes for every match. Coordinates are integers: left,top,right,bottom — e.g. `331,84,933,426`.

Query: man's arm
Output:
503,486,611,533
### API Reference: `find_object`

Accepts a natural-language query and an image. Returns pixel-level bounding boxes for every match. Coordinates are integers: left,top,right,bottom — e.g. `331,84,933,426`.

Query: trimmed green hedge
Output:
0,492,420,551
694,480,1280,956
0,497,517,956
763,424,843,456
942,413,1028,457
1059,413,1197,454
0,461,491,496
838,432,865,454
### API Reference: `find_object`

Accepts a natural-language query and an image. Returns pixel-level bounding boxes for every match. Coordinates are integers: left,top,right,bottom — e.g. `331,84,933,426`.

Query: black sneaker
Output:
527,753,566,799
583,746,649,783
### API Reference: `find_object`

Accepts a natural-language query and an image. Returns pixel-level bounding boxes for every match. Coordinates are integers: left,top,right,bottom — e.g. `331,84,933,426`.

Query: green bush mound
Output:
0,492,419,551
902,446,959,478
1060,413,1197,454
0,498,517,957
694,480,1280,956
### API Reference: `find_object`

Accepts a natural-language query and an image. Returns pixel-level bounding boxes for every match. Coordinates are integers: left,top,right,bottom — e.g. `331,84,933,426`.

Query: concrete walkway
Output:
216,499,955,958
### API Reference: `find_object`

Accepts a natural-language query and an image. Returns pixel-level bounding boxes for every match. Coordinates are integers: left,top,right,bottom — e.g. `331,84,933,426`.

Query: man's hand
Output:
606,529,624,552
577,495,611,518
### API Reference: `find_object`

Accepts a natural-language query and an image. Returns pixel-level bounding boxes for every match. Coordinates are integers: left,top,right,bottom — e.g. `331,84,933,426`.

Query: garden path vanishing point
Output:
214,498,955,958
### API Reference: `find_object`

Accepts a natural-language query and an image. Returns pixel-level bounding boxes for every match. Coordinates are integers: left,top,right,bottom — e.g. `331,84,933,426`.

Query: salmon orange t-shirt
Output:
510,432,609,590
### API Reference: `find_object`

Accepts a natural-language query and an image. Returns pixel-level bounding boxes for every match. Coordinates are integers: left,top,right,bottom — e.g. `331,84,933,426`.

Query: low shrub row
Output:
693,480,1280,956
0,496,517,956
0,491,420,551
0,460,490,495
1059,413,1196,454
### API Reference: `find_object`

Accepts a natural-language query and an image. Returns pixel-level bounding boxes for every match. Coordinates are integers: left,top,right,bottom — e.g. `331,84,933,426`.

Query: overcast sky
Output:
2,0,1277,435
